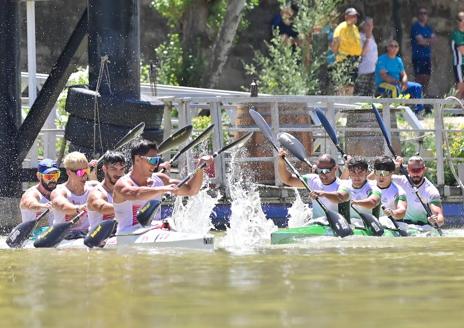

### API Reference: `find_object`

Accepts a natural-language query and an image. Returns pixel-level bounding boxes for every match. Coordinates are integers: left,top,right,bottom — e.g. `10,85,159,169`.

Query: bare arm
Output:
277,153,304,187
20,189,50,211
351,194,380,209
51,188,85,215
415,35,431,46
380,69,398,84
113,178,177,203
458,45,464,55
87,189,114,216
313,190,349,203
331,37,340,53
429,203,444,226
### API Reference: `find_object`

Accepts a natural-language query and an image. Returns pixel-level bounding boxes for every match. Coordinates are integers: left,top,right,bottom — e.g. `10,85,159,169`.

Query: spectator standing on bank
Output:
354,17,378,96
271,3,299,46
451,11,464,99
410,7,436,94
331,7,362,94
375,40,424,114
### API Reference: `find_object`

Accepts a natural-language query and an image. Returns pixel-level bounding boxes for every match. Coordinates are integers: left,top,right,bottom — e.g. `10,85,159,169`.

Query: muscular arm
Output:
277,156,304,187
156,171,203,197
430,203,445,226
20,189,50,211
87,189,114,216
352,194,380,209
51,188,83,215
391,199,407,219
113,179,172,202
317,190,349,203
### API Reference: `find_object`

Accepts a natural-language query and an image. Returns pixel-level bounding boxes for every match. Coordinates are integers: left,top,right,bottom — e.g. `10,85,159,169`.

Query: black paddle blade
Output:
358,212,385,236
218,132,253,155
170,124,215,163
277,132,311,165
326,210,353,237
249,107,278,150
136,199,162,227
34,222,73,248
84,220,118,248
6,208,50,248
6,220,37,248
158,125,193,155
315,108,339,147
114,122,145,150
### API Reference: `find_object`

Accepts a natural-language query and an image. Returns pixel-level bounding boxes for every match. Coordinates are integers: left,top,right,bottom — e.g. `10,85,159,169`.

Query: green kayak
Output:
270,222,440,245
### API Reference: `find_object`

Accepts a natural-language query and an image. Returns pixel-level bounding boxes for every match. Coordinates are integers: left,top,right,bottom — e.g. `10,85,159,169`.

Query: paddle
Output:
250,107,353,238
6,209,50,248
315,108,347,159
277,132,313,168
96,122,145,166
350,203,384,236
136,132,253,227
160,124,214,173
381,205,409,237
158,125,193,155
371,104,443,236
83,219,118,248
33,211,86,248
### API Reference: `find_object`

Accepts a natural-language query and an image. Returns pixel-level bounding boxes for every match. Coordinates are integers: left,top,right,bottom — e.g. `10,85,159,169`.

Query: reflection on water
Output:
1,235,464,327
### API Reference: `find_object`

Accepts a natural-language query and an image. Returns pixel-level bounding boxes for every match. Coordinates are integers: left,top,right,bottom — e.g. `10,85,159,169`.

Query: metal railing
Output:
20,73,464,191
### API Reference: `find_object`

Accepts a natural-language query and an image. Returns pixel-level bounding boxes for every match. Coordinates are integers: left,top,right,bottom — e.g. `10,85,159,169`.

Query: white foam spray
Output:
287,188,312,228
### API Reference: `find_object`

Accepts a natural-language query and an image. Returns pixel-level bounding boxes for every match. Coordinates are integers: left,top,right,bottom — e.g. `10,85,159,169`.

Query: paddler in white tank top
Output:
87,151,126,231
277,151,345,224
393,155,444,228
51,152,98,237
20,158,60,225
113,139,214,234
368,156,407,229
314,156,381,228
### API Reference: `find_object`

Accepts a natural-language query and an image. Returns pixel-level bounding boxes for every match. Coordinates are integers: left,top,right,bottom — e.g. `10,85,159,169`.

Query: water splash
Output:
287,188,312,228
221,149,277,249
169,188,217,236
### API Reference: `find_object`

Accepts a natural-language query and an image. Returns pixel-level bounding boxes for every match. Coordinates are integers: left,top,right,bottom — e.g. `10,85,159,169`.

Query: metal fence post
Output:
210,98,225,187
434,102,445,186
270,102,280,186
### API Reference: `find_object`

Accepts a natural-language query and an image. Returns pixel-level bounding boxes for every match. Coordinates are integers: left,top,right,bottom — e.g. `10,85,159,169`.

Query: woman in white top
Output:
354,17,378,96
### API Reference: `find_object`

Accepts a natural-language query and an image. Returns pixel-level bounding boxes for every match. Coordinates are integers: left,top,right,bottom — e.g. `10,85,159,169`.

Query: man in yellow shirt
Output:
331,8,362,93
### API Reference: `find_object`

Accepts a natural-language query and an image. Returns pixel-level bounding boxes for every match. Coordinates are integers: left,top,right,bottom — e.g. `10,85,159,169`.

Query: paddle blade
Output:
325,210,353,237
84,220,118,248
6,220,37,248
158,125,193,155
136,199,162,227
315,108,339,147
171,124,215,162
114,122,145,150
33,222,72,248
358,212,384,236
218,132,253,155
6,209,50,248
278,132,311,165
249,107,278,150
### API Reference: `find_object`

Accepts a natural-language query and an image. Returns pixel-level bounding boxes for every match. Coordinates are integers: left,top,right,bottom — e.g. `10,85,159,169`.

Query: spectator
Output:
451,11,464,99
410,7,436,94
271,3,298,46
354,17,378,96
375,40,424,114
331,7,362,94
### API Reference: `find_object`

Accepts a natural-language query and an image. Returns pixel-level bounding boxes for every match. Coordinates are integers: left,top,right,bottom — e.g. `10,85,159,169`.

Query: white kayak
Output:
22,226,214,251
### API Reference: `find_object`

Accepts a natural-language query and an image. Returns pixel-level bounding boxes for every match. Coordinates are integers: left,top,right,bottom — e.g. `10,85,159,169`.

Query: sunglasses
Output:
374,170,393,177
71,167,90,177
141,155,161,166
315,167,333,175
41,171,60,181
408,166,425,174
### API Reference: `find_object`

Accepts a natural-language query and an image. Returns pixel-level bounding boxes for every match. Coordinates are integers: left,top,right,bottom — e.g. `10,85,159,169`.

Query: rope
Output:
440,96,464,193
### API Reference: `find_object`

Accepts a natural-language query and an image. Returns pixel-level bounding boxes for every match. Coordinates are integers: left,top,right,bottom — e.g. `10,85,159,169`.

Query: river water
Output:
1,233,464,328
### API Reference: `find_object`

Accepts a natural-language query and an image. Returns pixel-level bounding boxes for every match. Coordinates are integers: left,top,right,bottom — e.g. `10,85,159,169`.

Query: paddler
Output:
312,156,381,228
277,151,346,225
19,159,60,225
50,152,98,239
370,156,407,229
87,151,126,231
394,155,444,229
112,139,213,234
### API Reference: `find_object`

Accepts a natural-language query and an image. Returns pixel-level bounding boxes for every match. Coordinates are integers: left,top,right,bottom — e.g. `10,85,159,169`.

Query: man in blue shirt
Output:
375,40,424,114
410,7,436,94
